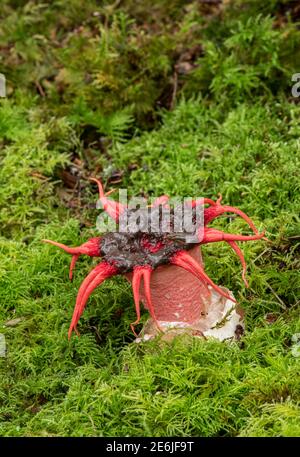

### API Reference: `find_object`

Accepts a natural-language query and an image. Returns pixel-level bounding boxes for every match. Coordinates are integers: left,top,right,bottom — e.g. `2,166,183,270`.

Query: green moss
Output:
0,0,299,437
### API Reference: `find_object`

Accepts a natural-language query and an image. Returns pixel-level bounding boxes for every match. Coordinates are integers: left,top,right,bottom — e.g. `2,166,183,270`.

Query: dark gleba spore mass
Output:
99,206,200,273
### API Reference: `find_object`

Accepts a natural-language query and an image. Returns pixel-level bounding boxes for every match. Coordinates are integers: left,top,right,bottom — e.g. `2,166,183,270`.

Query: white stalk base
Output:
135,287,244,343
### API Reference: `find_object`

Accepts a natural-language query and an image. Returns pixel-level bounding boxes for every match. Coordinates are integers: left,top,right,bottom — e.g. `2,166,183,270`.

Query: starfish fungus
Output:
43,178,265,341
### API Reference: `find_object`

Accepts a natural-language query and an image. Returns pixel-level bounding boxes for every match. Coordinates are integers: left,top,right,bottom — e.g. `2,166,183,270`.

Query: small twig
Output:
29,171,49,180
170,71,178,110
252,247,269,264
35,80,45,97
266,282,287,310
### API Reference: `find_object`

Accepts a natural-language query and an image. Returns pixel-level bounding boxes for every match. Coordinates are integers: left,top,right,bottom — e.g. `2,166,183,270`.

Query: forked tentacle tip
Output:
229,295,237,304
152,320,164,334
242,275,249,288
130,324,139,338
68,325,80,339
89,176,105,197
41,238,66,249
217,286,236,303
41,238,51,244
105,188,117,197
89,176,99,184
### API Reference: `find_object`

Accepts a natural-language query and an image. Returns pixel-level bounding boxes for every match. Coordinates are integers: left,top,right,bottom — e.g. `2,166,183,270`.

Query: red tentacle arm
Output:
130,267,144,336
226,241,249,288
201,228,265,244
171,250,236,303
200,227,265,287
204,198,260,234
69,255,79,281
90,177,125,222
42,237,101,280
151,195,169,207
188,197,217,207
68,262,117,338
142,267,163,332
